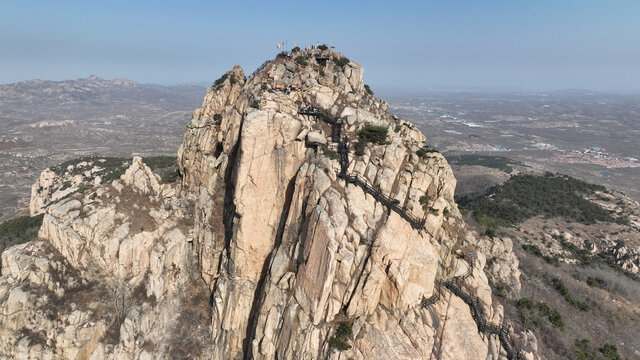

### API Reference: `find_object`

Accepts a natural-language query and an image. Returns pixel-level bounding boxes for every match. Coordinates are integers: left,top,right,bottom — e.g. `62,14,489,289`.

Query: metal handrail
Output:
443,280,524,360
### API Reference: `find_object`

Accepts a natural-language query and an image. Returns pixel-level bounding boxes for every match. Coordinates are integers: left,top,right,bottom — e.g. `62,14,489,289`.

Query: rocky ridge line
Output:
0,49,534,359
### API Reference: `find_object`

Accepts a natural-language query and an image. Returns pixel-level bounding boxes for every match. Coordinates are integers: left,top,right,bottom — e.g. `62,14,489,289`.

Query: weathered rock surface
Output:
1,49,534,359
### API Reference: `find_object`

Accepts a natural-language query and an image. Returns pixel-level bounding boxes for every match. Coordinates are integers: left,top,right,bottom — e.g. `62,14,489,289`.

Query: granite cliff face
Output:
0,49,533,359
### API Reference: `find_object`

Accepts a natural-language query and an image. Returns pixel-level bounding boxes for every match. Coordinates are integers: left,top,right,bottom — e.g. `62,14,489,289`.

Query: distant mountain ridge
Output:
0,75,206,106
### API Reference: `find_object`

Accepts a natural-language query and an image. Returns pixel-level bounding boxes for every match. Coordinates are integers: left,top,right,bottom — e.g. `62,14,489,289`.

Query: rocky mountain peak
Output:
0,50,531,359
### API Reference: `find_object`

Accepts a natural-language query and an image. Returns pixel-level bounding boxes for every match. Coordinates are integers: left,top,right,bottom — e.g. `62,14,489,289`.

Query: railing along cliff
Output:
298,107,429,231
299,105,524,360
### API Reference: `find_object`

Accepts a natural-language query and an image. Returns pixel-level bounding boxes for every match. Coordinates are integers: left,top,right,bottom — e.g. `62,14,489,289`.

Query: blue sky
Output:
1,0,639,91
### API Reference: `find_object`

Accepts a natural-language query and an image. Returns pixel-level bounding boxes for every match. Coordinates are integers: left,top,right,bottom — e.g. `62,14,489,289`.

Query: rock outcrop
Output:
0,49,533,359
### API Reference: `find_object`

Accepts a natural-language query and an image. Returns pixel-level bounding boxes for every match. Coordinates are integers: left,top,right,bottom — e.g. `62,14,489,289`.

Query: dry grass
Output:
168,274,212,358
505,240,640,359
112,186,157,234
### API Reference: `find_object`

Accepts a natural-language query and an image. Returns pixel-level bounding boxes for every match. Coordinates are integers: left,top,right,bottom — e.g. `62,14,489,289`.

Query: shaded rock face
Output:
0,50,531,359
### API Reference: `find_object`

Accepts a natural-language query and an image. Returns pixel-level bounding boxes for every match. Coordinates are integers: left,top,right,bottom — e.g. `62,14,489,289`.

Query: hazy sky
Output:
1,0,639,92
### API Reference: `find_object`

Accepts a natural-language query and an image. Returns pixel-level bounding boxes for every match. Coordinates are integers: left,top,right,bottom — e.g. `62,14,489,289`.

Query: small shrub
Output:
443,208,450,216
354,141,366,156
261,82,268,91
213,114,222,125
358,125,388,144
485,227,497,237
394,125,402,133
333,56,350,68
547,308,564,330
291,46,300,53
276,51,289,59
522,244,543,257
328,322,352,351
325,149,338,160
294,56,307,66
416,146,439,157
328,337,351,351
429,207,439,215
551,277,590,311
364,84,374,95
586,276,606,288
319,69,325,77
212,73,229,89
598,344,622,360
490,281,507,298
250,100,260,109
573,339,591,360
229,74,237,85
516,297,564,330
318,44,328,51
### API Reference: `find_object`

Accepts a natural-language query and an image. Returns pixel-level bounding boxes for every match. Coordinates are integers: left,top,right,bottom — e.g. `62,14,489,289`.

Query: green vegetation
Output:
0,214,44,247
443,207,450,216
160,169,180,184
0,214,45,273
50,156,130,183
212,73,229,89
521,243,561,266
364,84,374,95
213,113,222,125
461,173,624,226
319,69,325,77
291,46,300,53
250,100,260,109
558,237,594,264
516,298,564,330
60,181,72,191
77,183,90,193
416,146,439,157
471,211,501,237
333,56,350,68
586,276,606,288
551,278,590,310
574,339,592,360
324,149,338,160
354,125,388,156
574,339,624,360
446,154,522,173
358,125,388,144
328,322,352,351
317,44,328,51
419,195,430,211
140,156,182,184
598,344,623,360
49,156,178,191
394,124,402,133
276,51,288,59
294,55,307,66
556,237,637,280
142,156,176,170
488,278,507,298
